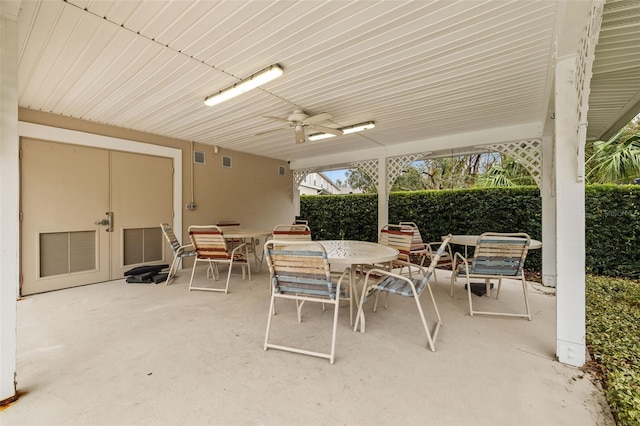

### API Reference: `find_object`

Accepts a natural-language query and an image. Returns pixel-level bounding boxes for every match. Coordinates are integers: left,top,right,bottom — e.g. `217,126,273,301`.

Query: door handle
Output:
95,212,114,232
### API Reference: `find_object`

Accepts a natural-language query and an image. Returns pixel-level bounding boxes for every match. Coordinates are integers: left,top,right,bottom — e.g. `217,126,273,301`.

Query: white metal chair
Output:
188,225,250,293
399,221,453,283
376,224,416,276
271,224,312,241
354,235,453,352
264,240,349,364
450,232,532,320
160,223,196,285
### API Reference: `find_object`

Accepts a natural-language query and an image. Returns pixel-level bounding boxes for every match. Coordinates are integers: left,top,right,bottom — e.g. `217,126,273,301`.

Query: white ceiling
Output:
15,0,640,165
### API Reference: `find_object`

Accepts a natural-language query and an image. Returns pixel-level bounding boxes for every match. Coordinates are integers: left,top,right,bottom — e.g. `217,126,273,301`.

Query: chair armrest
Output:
230,242,248,255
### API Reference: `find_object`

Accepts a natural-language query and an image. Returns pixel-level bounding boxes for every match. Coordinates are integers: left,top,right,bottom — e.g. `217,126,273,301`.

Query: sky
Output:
322,169,349,184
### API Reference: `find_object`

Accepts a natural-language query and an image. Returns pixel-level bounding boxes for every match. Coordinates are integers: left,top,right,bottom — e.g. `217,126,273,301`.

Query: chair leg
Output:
413,291,438,352
264,294,277,351
329,299,339,364
354,285,372,333
188,259,199,291
166,254,180,285
450,264,457,297
521,275,532,321
224,261,233,294
466,272,475,317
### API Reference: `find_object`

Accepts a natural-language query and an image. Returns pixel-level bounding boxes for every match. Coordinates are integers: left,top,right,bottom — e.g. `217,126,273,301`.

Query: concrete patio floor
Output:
1,265,615,426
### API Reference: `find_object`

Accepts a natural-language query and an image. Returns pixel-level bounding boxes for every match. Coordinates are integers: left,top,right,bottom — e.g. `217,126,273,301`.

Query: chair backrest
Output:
470,232,530,276
378,224,414,259
399,221,426,252
216,219,241,229
415,234,453,292
272,224,312,241
264,240,335,299
293,219,308,226
160,223,182,254
188,225,230,259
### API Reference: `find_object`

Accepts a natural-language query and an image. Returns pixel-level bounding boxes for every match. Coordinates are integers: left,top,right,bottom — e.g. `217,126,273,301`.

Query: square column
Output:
554,56,586,367
0,0,20,404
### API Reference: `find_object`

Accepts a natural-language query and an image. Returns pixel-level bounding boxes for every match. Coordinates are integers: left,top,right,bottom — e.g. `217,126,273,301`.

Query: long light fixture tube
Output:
204,64,284,107
308,121,375,141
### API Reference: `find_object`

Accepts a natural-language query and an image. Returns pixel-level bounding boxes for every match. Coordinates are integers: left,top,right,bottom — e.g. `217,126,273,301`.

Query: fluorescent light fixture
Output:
308,121,375,141
204,64,283,107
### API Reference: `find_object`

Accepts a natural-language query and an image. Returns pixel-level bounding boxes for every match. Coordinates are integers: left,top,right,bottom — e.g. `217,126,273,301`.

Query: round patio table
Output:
317,240,399,326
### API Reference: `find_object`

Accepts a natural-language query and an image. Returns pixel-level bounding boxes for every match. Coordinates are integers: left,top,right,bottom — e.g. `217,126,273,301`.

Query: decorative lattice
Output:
386,152,430,193
351,159,379,191
575,0,604,131
293,168,317,188
486,140,542,188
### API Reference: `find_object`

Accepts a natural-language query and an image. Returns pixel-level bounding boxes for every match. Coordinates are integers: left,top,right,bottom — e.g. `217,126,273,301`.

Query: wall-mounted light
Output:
308,121,375,141
204,64,284,107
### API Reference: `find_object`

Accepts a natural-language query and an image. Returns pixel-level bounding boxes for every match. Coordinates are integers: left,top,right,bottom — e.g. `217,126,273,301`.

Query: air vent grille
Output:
194,151,205,164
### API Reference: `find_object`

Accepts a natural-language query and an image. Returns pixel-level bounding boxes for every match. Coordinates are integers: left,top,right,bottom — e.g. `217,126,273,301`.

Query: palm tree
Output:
586,118,640,184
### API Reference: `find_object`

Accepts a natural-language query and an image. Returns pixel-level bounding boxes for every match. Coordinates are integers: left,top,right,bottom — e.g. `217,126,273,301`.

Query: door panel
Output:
21,139,110,295
20,140,174,295
110,151,173,278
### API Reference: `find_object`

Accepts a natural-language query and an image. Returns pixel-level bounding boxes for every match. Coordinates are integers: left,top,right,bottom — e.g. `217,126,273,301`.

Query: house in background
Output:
298,172,358,195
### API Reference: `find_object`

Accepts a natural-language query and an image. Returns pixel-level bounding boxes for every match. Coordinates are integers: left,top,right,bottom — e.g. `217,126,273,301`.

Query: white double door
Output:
21,139,173,295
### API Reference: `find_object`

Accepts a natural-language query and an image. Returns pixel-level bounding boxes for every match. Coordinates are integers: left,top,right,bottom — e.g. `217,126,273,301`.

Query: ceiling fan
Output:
256,110,343,144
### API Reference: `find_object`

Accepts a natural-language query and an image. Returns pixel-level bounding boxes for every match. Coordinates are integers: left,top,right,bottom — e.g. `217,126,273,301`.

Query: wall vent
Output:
193,151,205,164
278,165,286,175
222,156,232,168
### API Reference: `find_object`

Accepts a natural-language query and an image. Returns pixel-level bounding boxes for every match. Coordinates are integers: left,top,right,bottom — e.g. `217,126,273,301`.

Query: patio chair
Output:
160,222,196,285
399,221,453,283
264,240,349,364
188,225,250,293
354,235,453,352
293,219,308,226
216,219,244,249
377,224,415,276
450,232,531,320
271,224,312,241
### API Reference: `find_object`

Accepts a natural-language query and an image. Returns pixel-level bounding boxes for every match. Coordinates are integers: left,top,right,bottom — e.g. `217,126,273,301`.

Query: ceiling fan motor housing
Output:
288,110,309,122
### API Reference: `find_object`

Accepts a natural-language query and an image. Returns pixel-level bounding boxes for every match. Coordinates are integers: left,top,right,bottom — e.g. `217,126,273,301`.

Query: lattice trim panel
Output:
486,140,542,188
351,159,379,191
575,0,604,131
386,152,431,193
293,168,317,188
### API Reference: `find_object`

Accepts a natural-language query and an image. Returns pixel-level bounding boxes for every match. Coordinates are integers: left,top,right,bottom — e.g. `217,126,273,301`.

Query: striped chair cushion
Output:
470,237,529,276
268,248,334,298
372,271,433,297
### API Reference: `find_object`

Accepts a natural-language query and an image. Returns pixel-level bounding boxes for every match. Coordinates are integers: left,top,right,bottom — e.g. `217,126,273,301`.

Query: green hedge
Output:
586,185,640,277
300,185,640,277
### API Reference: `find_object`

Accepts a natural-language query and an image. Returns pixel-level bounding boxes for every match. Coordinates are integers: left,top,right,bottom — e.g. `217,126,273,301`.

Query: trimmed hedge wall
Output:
300,185,640,277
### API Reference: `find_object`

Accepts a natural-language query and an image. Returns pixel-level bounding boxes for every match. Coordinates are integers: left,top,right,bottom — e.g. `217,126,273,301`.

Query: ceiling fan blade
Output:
295,126,306,144
255,126,288,136
263,115,290,123
308,124,343,136
303,112,331,125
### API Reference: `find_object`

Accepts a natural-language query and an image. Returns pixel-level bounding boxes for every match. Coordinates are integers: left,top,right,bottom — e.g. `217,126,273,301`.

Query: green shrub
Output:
301,185,640,276
586,275,640,425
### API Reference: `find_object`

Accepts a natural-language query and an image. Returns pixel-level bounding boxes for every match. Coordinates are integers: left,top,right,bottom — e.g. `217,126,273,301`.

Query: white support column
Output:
554,56,586,367
377,154,388,232
541,135,557,288
0,0,20,404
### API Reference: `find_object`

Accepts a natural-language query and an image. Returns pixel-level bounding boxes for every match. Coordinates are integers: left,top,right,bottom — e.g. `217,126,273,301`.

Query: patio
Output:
1,265,614,426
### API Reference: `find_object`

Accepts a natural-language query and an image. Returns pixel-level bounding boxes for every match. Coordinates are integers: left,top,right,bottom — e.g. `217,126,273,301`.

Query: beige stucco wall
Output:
18,108,294,241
